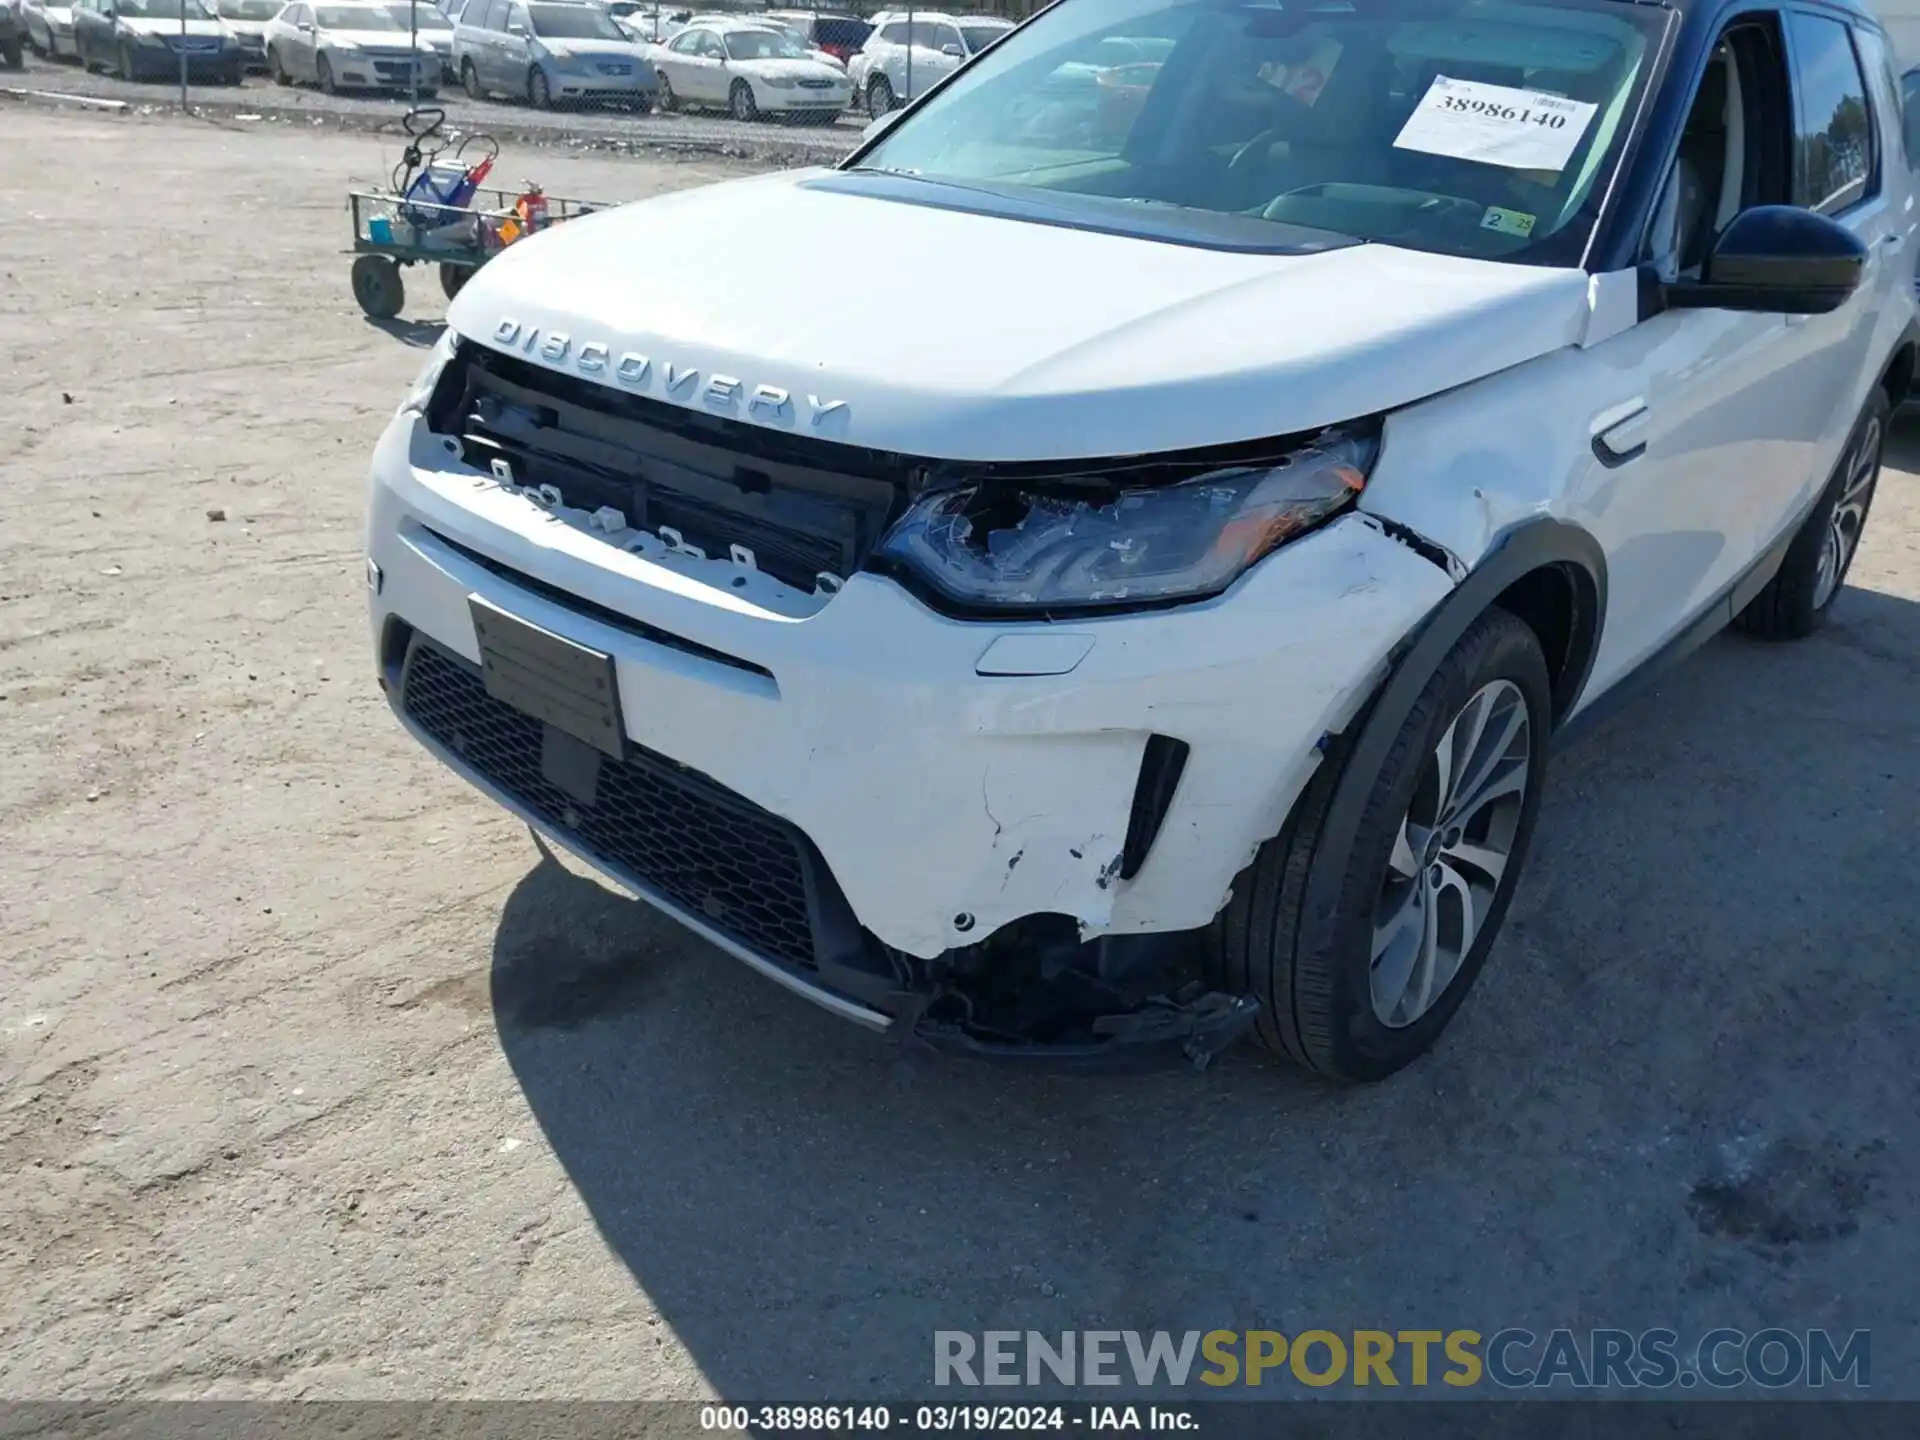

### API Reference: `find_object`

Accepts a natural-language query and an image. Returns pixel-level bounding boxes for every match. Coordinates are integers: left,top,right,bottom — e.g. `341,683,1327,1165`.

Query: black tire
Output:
117,39,136,81
268,45,291,84
1734,386,1890,641
1211,607,1552,1082
655,71,674,110
316,51,337,94
351,254,405,320
728,77,756,122
438,262,473,301
26,28,47,59
866,73,892,114
528,65,551,108
461,57,482,100
1,37,22,69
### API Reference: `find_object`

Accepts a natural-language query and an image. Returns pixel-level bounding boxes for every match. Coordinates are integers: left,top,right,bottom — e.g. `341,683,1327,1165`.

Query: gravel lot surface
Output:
1,107,1917,1402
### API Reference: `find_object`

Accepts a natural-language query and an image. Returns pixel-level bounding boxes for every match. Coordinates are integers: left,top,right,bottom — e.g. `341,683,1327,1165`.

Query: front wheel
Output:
461,57,482,100
655,71,674,110
1734,387,1890,640
1212,607,1552,1081
116,39,137,80
351,254,405,320
316,51,337,94
268,45,291,83
728,77,757,122
866,73,893,115
528,65,552,108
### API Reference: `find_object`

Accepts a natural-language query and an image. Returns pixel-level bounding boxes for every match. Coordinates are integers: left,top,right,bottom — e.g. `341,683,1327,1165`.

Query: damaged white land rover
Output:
367,0,1914,1079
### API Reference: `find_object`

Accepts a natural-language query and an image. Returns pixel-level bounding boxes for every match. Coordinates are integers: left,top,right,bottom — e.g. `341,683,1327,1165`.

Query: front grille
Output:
796,77,833,87
428,344,907,594
400,635,818,970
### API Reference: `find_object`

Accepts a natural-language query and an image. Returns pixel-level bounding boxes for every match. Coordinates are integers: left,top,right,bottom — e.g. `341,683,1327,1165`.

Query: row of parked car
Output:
3,0,1015,122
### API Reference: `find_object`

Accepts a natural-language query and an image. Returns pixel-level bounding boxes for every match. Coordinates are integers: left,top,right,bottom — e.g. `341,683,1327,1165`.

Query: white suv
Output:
367,0,1914,1079
849,9,1009,114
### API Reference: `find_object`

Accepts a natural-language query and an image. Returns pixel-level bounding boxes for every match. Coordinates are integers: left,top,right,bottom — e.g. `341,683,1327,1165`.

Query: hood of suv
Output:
448,168,1594,462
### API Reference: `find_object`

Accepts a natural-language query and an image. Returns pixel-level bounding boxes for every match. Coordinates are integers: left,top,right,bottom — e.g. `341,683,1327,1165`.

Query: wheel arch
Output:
1289,517,1604,977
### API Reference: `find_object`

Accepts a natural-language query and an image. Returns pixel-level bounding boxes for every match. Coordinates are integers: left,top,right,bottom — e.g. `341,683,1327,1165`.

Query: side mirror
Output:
939,42,962,57
863,107,902,140
1664,205,1868,316
505,19,524,32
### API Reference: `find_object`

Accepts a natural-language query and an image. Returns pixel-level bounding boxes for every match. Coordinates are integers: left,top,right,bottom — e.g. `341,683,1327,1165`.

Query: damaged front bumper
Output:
367,410,1453,1068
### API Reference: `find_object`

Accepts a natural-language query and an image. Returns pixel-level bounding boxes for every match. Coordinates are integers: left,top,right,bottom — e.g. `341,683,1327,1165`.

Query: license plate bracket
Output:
469,598,625,759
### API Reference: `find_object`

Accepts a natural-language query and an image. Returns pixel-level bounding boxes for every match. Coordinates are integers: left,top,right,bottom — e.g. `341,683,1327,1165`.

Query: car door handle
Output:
1591,399,1649,467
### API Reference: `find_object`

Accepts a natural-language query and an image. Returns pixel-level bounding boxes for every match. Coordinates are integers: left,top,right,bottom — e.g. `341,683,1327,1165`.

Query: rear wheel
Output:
437,262,473,301
728,77,757,121
1211,607,1552,1082
1734,387,1889,640
351,254,405,320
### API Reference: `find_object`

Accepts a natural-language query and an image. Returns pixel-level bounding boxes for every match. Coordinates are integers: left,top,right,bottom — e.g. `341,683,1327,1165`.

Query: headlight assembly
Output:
400,329,461,416
871,423,1377,612
762,73,796,87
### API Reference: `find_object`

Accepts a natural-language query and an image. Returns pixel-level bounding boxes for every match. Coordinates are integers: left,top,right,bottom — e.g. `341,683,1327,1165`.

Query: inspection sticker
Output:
1480,205,1537,237
1393,75,1598,172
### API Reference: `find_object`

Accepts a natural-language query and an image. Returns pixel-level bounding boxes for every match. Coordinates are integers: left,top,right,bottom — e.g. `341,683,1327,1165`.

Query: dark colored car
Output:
1,0,27,67
72,0,245,79
767,7,865,62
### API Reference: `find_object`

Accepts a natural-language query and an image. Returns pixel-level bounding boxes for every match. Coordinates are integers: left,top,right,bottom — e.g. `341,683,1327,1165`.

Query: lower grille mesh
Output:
400,637,818,970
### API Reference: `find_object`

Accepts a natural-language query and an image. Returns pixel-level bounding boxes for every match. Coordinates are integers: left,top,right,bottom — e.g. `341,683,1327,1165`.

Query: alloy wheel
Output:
1370,678,1532,1028
1812,413,1882,611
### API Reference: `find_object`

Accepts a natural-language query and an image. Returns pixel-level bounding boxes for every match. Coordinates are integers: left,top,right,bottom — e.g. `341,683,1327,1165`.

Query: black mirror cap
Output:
1666,205,1868,316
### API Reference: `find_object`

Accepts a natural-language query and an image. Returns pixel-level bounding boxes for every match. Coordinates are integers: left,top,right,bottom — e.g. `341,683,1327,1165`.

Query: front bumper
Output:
367,410,1452,1059
546,63,654,98
333,54,434,88
757,85,849,112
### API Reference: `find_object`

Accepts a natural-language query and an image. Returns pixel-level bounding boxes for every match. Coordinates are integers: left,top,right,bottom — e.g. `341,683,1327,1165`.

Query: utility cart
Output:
345,108,604,320
347,184,602,320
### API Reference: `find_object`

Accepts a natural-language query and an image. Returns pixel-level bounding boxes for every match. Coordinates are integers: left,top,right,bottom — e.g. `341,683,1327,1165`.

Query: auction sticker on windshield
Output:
1393,74,1598,171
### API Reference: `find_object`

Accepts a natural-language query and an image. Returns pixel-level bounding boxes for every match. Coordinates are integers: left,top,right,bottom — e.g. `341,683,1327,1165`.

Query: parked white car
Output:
652,19,847,122
263,0,437,91
849,10,1009,115
368,0,1914,1078
682,11,841,69
206,0,278,67
23,0,82,58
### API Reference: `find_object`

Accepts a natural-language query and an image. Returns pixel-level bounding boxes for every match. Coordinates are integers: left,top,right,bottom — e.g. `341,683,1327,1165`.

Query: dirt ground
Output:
2,108,1917,1401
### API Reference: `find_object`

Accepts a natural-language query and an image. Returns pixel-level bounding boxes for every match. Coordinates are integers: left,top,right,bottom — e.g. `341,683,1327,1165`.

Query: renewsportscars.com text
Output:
933,1328,1870,1390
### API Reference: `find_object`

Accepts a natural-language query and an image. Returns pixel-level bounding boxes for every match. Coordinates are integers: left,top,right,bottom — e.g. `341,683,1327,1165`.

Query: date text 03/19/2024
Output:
699,1405,1197,1432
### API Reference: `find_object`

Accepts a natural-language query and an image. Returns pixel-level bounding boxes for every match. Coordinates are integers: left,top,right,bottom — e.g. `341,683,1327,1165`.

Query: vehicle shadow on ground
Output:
489,473,1920,1399
364,316,445,347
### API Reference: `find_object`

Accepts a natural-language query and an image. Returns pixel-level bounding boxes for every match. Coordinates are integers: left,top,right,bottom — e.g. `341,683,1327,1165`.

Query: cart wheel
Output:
352,255,405,320
438,263,474,302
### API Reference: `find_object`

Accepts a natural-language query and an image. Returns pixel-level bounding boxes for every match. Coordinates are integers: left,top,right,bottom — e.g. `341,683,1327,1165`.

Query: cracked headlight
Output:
872,423,1377,612
400,329,460,416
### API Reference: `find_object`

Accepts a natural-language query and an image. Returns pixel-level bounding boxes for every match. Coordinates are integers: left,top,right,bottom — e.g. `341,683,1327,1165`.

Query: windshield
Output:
316,4,404,25
529,2,624,36
855,0,1667,263
383,3,451,26
216,0,280,17
959,22,1008,53
117,0,214,16
724,25,807,59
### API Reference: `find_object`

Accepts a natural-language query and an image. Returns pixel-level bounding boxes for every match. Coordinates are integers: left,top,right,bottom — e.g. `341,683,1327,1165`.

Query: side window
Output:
667,29,693,51
1643,22,1793,278
933,24,963,54
879,22,906,46
505,3,527,32
1786,11,1875,214
1907,67,1920,169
